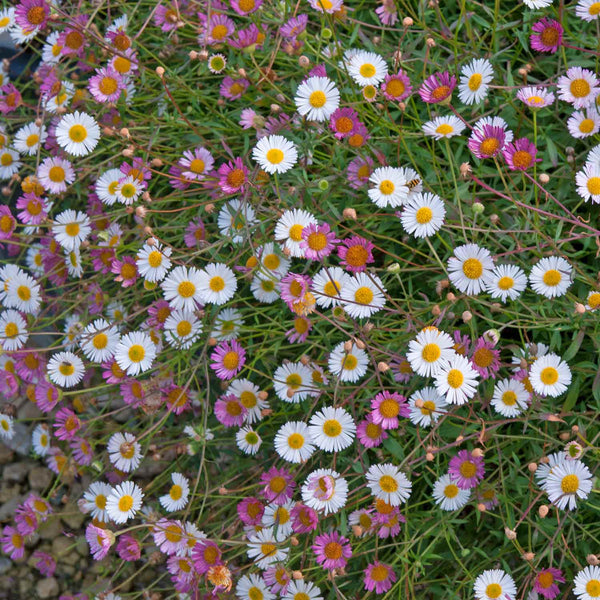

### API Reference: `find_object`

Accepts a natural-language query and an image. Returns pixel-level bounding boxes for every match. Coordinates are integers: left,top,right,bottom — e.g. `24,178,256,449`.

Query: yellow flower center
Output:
58,362,74,376
570,78,591,98
435,123,454,135
266,148,284,164
379,474,398,492
473,347,494,368
379,180,395,195
447,369,464,389
587,177,600,195
462,258,483,279
416,206,433,224
169,484,183,500
385,78,405,98
379,398,399,418
68,124,87,143
459,460,476,478
420,400,436,415
359,63,376,78
444,483,459,498
128,344,145,363
540,366,558,385
421,343,441,363
561,474,579,494
176,320,192,337
309,90,327,108
497,276,514,290
98,77,118,96
468,73,482,91
222,351,239,370
118,494,134,513
177,281,196,298
307,231,327,251
502,391,517,406
480,137,500,156
323,419,342,437
287,433,304,449
586,579,600,597
355,286,374,305
579,118,595,134
485,583,502,599
92,333,108,349
343,354,358,370
543,269,561,286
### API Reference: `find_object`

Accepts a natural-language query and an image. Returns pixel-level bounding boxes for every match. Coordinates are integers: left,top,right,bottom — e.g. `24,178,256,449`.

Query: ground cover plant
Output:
0,0,600,598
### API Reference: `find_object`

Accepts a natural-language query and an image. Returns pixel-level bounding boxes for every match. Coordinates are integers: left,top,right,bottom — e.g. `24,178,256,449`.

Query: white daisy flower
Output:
585,290,600,311
434,353,479,405
274,421,315,463
368,166,409,208
0,414,14,440
535,452,568,487
544,459,592,510
312,266,351,308
407,328,455,377
448,243,494,296
282,580,323,600
308,406,356,452
52,209,91,252
273,361,314,403
115,175,143,205
105,481,144,525
485,264,528,302
328,341,369,382
159,473,190,512
576,0,600,20
47,351,85,388
236,426,262,455
164,309,202,350
308,0,343,12
347,50,388,86
236,573,275,600
432,474,471,511
0,309,27,351
400,192,446,238
4,271,41,314
114,331,157,376
227,379,267,424
246,528,289,569
41,30,63,65
251,273,280,304
257,242,290,279
107,432,142,473
262,501,294,541
162,266,204,311
295,76,340,122
340,272,386,319
32,424,51,457
136,241,172,283
586,144,600,168
80,318,120,363
473,570,517,600
25,244,45,276
65,249,83,279
528,256,573,298
422,115,466,139
568,108,600,139
81,482,113,522
211,308,245,341
217,199,257,244
0,148,21,180
491,378,530,417
573,566,600,600
557,67,599,109
408,386,447,427
365,463,412,507
0,8,15,34
13,122,47,156
576,162,600,203
529,353,571,397
274,209,318,258
55,111,101,156
458,58,493,105
198,263,237,305
252,135,298,174
95,168,123,206
301,468,348,515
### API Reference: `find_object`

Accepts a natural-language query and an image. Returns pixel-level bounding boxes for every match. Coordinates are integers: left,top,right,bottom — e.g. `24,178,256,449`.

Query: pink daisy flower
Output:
37,156,75,194
102,359,128,385
111,256,138,288
217,157,249,194
88,67,125,104
15,504,38,536
348,122,370,148
312,531,352,570
0,207,16,240
329,107,360,139
35,383,60,413
16,193,48,225
338,235,375,273
87,283,105,315
228,23,267,50
279,273,313,309
290,502,319,533
1,526,25,560
264,565,291,595
448,450,485,490
90,247,116,275
116,534,141,561
179,147,214,181
468,124,506,159
418,71,456,104
390,355,413,383
374,507,405,539
470,337,501,380
33,551,56,577
286,316,312,343
163,384,192,415
120,379,146,408
25,494,51,521
452,330,471,356
214,393,247,427
191,540,222,574
300,223,338,260
502,138,540,172
153,519,187,556
167,555,196,592
237,497,265,526
70,437,93,466
15,351,46,381
220,76,249,100
15,0,50,32
364,561,397,594
154,4,182,31
530,18,563,54
279,14,308,39
184,217,207,247
0,84,22,114
85,523,113,561
534,567,565,600
230,0,263,16
370,391,409,430
53,407,82,441
199,13,236,45
210,340,246,380
381,70,412,102
58,15,88,58
347,156,374,189
120,157,151,183
260,466,295,505
376,0,398,25
356,415,389,448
